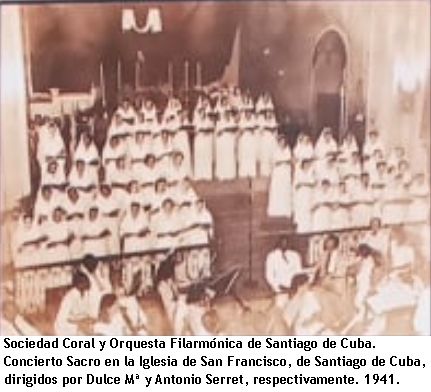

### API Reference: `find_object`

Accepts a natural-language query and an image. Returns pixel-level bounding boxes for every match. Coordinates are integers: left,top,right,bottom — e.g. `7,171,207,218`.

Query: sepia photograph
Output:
0,0,430,337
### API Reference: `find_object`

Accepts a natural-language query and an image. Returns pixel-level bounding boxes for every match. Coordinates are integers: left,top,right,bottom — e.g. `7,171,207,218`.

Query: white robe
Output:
330,190,351,231
293,142,314,164
193,117,214,180
96,193,122,254
413,286,430,336
153,138,174,179
44,220,71,264
152,211,181,250
381,183,407,225
13,221,44,267
354,256,374,309
265,249,302,293
81,217,110,258
311,188,333,232
172,123,192,175
258,118,277,177
54,287,91,335
120,212,152,254
215,119,237,180
351,183,374,227
237,119,257,178
293,168,315,233
407,183,429,223
267,146,292,218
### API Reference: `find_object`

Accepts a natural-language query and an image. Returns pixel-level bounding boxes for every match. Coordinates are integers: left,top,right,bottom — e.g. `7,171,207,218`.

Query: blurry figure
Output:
293,159,315,233
215,111,237,180
267,135,292,218
311,179,333,232
1,299,41,336
193,109,214,180
265,237,303,309
54,271,91,335
237,111,257,178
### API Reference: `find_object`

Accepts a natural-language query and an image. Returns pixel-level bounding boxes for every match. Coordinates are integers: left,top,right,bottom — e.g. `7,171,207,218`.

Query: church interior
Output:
1,1,430,336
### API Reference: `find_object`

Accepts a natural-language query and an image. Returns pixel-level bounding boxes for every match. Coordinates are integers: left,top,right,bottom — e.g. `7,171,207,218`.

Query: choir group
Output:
5,84,430,336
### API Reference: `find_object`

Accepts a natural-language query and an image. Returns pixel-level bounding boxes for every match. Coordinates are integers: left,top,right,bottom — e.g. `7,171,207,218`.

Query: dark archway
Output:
311,29,347,142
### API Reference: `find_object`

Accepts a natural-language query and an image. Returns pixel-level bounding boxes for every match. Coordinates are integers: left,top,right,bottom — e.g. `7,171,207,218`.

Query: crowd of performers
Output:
6,84,430,336
265,223,430,336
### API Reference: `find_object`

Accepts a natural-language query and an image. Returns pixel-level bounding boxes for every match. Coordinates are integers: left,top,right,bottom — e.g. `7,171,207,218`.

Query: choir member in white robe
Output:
54,271,91,335
153,129,174,179
102,136,128,182
237,111,257,178
134,112,154,151
34,186,55,224
342,151,362,194
149,178,172,216
138,154,159,197
92,293,128,335
311,179,334,232
215,111,237,180
407,173,430,223
120,202,153,291
258,112,278,177
116,98,137,125
370,161,388,220
140,99,158,122
108,114,131,140
81,206,110,258
12,214,46,267
96,184,122,254
73,131,100,179
44,207,72,264
152,198,180,251
315,155,340,186
64,187,86,260
351,173,374,228
168,151,188,189
387,146,406,170
381,174,408,225
37,120,66,172
314,127,338,162
265,237,303,309
80,255,112,320
284,273,333,336
293,133,314,165
293,159,316,233
107,157,132,200
267,135,292,218
255,92,275,115
330,181,352,231
193,109,214,180
339,132,359,162
40,160,67,193
68,160,98,207
129,131,152,181
362,129,385,160
172,111,192,175
1,300,41,336
397,159,412,188
172,178,198,208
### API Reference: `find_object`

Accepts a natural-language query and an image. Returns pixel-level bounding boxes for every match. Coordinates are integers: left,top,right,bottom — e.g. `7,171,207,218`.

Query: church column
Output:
1,5,31,211
1,5,31,267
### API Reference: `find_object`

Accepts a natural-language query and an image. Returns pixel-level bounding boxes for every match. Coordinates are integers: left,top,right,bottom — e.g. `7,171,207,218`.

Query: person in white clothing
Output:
350,173,374,228
34,186,56,224
153,129,174,179
314,127,338,162
54,271,91,335
68,160,98,206
1,300,41,336
40,160,67,193
215,111,237,180
265,237,303,309
363,129,385,159
293,159,315,233
44,207,72,264
92,293,128,335
13,213,46,267
237,111,257,178
81,206,110,258
73,131,100,179
64,187,86,260
129,131,152,180
311,179,333,232
293,133,314,165
267,135,292,218
407,173,430,223
330,181,352,231
363,218,390,265
258,112,278,177
193,109,214,180
152,198,180,251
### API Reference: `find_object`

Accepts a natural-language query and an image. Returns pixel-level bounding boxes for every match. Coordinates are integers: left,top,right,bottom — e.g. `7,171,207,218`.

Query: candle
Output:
196,62,202,87
185,61,189,91
99,62,106,107
168,62,173,90
117,60,122,93
135,61,140,91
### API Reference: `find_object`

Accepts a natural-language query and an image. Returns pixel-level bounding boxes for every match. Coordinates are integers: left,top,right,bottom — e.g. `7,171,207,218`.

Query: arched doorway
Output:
311,28,347,142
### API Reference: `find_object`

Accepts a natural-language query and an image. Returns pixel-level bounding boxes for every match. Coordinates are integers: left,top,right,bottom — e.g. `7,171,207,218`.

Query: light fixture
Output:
121,8,162,34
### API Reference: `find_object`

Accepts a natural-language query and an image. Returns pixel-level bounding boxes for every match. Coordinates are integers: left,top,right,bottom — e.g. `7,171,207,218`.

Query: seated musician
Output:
54,271,92,335
1,299,41,336
111,271,149,336
283,273,335,336
92,293,127,335
265,236,303,309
